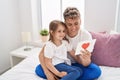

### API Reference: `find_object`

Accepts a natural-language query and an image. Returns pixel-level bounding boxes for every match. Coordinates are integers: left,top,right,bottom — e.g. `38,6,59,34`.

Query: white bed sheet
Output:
98,66,120,80
0,48,120,80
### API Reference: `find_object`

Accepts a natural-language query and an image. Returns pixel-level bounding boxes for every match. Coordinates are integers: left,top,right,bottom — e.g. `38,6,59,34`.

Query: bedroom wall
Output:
85,0,117,32
0,0,22,74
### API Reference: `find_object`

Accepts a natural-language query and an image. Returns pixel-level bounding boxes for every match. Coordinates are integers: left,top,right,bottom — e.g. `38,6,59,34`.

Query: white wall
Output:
0,0,22,74
0,0,40,74
85,0,117,32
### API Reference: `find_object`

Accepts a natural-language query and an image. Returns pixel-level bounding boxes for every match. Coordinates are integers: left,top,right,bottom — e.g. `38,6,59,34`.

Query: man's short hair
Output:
63,7,80,20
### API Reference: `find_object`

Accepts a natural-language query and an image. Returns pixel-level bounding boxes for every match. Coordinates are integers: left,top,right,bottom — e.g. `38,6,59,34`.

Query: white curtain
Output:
115,0,120,32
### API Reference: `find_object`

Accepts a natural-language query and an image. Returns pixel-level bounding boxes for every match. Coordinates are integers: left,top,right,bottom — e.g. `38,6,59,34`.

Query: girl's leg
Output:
35,64,47,79
72,63,101,80
55,63,82,80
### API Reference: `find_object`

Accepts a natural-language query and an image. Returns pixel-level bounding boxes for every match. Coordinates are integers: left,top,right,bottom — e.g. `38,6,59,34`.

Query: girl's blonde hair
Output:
49,20,69,42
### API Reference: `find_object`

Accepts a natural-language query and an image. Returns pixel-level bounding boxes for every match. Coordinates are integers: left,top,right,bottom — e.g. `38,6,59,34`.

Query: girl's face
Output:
52,25,66,41
65,17,81,37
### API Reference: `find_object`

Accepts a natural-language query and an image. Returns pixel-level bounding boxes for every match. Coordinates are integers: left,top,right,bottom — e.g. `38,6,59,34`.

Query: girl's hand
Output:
58,71,67,77
45,71,56,80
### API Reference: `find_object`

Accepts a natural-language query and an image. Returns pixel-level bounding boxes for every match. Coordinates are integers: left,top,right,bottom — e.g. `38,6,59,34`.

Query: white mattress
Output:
0,48,120,80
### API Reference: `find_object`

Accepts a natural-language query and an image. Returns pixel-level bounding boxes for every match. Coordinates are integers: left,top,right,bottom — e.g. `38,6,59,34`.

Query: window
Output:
40,0,84,29
41,0,61,29
31,0,84,41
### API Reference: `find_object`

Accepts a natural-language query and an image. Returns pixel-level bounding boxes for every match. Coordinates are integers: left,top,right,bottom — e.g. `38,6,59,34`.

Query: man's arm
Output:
39,46,56,80
68,50,82,63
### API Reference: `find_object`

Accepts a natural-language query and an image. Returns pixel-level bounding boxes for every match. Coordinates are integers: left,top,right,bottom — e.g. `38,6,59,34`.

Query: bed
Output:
1,31,120,80
0,47,120,80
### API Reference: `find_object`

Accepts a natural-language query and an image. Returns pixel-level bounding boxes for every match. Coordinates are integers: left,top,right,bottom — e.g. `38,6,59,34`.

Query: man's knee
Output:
90,63,102,79
35,64,47,79
94,66,101,78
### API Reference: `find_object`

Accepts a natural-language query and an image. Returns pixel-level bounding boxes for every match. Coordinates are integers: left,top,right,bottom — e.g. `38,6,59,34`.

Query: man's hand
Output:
79,50,91,66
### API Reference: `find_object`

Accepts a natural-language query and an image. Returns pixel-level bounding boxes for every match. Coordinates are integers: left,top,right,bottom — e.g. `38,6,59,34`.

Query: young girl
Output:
43,20,82,80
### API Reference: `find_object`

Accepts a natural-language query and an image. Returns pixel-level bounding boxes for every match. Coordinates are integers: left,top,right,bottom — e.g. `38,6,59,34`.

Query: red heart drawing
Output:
82,42,90,49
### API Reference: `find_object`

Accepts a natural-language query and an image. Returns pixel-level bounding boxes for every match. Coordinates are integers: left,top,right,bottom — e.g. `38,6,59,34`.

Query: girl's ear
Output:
50,30,53,34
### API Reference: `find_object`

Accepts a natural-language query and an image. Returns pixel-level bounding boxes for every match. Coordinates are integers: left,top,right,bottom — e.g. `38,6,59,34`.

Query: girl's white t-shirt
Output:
66,29,92,63
44,40,72,65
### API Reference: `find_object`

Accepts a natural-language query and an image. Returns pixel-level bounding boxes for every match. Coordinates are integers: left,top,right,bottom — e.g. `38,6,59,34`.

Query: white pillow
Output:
110,30,119,34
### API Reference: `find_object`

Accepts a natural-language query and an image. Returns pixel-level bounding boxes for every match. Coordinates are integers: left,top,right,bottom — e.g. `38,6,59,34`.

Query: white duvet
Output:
0,48,120,80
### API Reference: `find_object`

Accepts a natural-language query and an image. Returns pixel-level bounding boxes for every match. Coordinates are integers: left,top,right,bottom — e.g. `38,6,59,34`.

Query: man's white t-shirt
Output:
44,40,72,65
66,29,92,63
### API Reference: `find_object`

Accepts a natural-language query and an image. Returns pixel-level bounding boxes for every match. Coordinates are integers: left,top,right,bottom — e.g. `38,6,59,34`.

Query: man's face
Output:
65,18,81,37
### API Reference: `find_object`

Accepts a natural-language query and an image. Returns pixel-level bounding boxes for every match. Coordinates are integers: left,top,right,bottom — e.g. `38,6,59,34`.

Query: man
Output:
35,7,101,80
